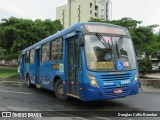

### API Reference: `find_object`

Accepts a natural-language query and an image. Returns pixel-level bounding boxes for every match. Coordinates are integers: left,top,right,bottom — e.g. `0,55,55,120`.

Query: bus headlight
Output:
88,74,99,88
134,72,139,84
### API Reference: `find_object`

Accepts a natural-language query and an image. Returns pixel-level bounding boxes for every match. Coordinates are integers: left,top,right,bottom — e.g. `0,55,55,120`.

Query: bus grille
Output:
97,73,132,89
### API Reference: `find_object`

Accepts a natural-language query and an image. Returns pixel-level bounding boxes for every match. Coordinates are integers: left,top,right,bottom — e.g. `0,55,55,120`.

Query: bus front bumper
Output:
81,82,140,101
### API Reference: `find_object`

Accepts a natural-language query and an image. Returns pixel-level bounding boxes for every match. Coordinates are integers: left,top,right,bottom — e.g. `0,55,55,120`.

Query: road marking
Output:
0,90,31,95
120,118,134,120
0,81,26,83
95,117,112,120
75,117,89,120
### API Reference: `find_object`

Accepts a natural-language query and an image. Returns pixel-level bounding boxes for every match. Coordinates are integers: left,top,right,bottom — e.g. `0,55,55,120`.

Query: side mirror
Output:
136,56,138,61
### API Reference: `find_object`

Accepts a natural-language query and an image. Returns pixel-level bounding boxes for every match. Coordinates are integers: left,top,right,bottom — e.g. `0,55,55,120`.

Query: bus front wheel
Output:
26,75,33,88
55,79,68,100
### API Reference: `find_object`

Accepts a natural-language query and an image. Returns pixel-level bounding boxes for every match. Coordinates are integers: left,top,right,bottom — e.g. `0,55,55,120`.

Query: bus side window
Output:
51,38,63,61
25,51,30,63
30,49,34,63
42,42,50,62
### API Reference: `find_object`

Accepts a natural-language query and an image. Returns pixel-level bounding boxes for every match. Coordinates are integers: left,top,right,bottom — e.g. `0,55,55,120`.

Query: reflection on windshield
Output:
84,35,136,71
95,33,113,61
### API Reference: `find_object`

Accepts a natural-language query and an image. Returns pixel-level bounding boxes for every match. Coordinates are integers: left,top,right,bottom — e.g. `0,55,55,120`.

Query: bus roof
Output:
21,22,128,53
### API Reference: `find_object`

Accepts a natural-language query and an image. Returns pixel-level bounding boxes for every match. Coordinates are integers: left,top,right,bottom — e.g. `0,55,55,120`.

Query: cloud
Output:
0,8,19,20
112,0,160,26
0,0,67,20
0,0,159,27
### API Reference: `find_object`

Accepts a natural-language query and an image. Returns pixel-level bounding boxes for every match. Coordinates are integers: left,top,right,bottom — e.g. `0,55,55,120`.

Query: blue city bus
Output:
19,22,140,101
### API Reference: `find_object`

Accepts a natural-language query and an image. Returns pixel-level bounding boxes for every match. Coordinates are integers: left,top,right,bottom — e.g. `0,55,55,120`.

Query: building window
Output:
95,12,97,17
95,5,98,11
90,3,92,8
30,49,34,63
78,5,81,22
62,10,65,27
42,42,50,62
51,38,63,61
90,10,92,14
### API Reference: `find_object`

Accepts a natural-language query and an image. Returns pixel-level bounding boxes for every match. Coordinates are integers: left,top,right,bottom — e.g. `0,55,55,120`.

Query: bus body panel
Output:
81,69,139,101
80,47,139,101
82,82,139,101
34,61,65,90
20,22,140,101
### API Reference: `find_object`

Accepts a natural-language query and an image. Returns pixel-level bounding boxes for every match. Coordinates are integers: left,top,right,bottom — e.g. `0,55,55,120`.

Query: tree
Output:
152,33,160,62
90,17,160,70
0,17,63,60
90,17,142,29
132,25,159,59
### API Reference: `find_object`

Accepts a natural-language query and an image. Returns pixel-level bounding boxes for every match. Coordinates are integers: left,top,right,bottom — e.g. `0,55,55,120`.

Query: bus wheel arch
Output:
53,76,61,90
54,76,68,100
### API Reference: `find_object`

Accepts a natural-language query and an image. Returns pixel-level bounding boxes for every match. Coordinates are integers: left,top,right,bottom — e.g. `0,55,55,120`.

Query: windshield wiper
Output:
118,35,124,50
116,35,124,59
95,33,112,50
95,33,113,60
116,42,119,58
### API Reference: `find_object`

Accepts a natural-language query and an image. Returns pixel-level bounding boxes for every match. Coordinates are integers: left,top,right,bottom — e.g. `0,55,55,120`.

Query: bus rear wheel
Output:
55,79,68,100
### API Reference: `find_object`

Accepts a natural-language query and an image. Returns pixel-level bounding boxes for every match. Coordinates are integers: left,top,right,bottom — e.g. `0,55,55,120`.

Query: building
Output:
98,0,112,20
56,0,112,28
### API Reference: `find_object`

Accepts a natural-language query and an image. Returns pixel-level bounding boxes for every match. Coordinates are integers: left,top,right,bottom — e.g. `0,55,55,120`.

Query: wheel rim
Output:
58,84,64,96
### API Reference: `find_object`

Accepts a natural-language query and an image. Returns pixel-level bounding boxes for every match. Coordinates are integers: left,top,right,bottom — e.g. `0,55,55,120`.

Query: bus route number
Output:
121,80,130,85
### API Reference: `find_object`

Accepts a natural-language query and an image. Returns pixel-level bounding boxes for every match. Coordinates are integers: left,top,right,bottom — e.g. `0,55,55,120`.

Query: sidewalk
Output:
140,86,160,92
140,78,160,89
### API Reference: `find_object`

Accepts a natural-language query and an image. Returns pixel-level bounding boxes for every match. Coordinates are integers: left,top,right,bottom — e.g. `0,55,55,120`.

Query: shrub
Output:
138,59,152,71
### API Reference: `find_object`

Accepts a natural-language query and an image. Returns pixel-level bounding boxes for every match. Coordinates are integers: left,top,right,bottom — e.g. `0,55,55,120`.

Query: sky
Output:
0,0,160,31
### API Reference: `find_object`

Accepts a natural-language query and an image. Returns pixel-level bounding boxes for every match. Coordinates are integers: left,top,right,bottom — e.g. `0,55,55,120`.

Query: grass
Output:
0,68,18,79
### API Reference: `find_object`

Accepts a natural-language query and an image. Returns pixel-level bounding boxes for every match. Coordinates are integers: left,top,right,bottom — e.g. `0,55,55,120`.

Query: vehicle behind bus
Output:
19,22,140,101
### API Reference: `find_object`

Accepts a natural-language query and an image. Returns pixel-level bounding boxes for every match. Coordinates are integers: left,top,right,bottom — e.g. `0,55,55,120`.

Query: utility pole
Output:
69,0,71,26
109,0,112,20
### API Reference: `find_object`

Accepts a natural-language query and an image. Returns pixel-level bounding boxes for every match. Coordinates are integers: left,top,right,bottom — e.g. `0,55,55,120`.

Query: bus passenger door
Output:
67,37,79,96
35,48,40,85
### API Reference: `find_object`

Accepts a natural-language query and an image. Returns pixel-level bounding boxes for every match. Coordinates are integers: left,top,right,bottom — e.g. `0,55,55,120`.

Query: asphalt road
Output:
0,77,160,120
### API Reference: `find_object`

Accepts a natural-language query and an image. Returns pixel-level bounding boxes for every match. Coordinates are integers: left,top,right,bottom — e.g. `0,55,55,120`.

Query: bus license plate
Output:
114,89,123,94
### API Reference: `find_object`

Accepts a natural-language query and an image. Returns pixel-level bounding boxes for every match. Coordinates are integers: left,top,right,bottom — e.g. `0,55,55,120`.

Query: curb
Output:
140,78,160,89
140,86,160,92
0,75,19,81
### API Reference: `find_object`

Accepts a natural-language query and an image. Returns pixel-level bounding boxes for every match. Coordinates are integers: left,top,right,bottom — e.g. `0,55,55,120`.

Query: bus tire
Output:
55,79,68,100
26,75,33,88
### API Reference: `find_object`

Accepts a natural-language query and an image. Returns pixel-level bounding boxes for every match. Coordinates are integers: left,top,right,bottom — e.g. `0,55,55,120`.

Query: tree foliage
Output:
0,17,160,71
90,17,160,70
0,17,63,60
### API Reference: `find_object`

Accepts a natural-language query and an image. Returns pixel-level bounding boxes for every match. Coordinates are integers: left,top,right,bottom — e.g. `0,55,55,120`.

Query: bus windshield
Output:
84,35,136,71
